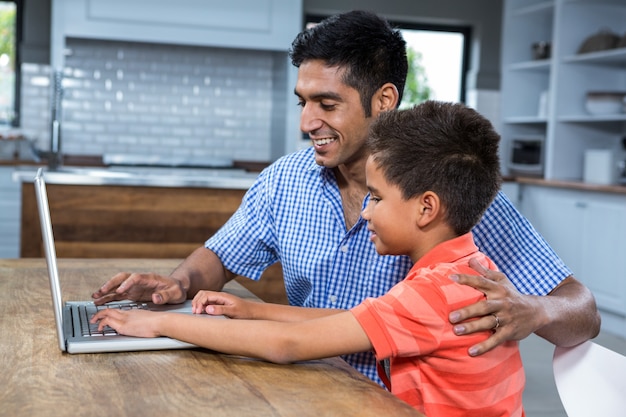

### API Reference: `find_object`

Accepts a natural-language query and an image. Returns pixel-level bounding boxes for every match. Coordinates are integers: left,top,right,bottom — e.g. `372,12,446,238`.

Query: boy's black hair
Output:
368,101,502,235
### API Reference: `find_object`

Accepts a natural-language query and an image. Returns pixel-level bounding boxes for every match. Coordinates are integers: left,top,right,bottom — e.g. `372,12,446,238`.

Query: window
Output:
395,23,470,106
0,0,20,126
305,15,471,108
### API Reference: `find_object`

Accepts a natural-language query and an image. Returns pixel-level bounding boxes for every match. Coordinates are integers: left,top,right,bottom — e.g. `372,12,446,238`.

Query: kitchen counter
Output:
0,258,423,417
13,165,259,190
517,177,626,195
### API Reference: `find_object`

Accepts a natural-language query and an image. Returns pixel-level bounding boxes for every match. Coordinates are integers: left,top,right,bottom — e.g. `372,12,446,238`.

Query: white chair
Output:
552,340,626,417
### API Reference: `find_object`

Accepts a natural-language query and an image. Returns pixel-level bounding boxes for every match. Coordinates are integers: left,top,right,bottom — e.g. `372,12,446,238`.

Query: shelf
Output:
504,116,548,124
564,0,626,6
563,47,626,66
511,1,555,16
558,114,626,123
502,0,626,183
509,60,551,71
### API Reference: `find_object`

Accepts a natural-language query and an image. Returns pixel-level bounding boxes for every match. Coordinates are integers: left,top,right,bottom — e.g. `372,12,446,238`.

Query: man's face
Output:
295,60,373,168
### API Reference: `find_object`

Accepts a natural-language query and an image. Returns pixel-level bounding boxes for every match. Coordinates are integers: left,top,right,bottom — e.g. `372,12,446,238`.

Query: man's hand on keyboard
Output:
90,308,165,338
91,272,187,306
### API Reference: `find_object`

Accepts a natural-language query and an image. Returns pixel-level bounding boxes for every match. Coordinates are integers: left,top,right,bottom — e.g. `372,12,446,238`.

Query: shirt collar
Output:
413,233,479,270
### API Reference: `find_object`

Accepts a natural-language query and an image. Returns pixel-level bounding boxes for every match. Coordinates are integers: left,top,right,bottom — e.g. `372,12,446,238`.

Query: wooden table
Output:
0,258,423,417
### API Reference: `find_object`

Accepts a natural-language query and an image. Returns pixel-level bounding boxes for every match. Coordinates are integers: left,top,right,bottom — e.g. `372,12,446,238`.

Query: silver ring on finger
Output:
491,313,500,330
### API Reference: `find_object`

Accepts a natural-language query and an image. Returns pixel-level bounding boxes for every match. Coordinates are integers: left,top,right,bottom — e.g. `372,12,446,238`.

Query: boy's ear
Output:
416,192,441,227
372,82,399,114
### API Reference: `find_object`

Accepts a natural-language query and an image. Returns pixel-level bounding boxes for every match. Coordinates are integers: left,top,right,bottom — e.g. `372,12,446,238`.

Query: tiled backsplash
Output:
20,39,288,162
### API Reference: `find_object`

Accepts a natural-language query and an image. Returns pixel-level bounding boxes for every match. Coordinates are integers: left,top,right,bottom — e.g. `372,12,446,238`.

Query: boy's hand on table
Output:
193,290,257,319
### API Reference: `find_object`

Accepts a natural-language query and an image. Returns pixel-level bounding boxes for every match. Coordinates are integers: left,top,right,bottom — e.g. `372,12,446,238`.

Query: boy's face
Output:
362,155,418,259
294,59,372,169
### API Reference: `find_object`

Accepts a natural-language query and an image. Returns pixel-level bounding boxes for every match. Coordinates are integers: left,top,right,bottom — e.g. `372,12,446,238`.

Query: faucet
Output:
48,70,64,170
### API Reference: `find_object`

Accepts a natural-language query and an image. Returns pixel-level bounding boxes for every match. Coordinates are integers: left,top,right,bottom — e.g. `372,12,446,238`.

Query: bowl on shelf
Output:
577,30,620,54
585,91,626,115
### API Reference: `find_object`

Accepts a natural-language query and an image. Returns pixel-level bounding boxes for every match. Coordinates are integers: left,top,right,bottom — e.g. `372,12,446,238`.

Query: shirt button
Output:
329,295,338,305
340,245,349,253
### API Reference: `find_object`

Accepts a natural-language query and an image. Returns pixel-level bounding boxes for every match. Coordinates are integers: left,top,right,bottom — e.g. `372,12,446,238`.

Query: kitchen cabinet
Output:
501,0,626,181
50,0,303,66
520,184,626,338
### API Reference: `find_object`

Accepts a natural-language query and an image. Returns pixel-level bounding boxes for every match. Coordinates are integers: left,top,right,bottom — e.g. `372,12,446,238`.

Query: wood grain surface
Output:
0,258,423,417
20,183,246,257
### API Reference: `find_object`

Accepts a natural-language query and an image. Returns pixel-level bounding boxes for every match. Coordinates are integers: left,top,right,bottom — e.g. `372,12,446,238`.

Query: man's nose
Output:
299,103,323,134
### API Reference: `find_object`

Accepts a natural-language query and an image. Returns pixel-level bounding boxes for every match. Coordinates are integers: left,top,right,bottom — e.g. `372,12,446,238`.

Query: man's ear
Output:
372,82,399,114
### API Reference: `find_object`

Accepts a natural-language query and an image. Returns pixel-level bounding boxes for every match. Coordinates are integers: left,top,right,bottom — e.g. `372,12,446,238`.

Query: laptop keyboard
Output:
79,302,150,337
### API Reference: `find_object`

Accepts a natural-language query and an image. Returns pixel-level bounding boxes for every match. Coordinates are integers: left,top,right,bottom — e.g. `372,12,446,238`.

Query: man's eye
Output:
320,102,336,110
371,197,381,203
296,101,305,108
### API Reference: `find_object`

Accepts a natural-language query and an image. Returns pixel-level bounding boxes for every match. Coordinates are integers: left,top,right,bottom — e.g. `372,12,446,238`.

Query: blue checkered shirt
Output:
207,147,571,385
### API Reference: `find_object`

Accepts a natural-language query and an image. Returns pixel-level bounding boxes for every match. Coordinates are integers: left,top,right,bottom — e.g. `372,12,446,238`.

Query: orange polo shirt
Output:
351,233,525,417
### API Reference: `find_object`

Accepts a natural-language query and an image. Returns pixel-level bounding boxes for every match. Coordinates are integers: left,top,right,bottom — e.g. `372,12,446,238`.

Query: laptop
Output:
34,167,218,353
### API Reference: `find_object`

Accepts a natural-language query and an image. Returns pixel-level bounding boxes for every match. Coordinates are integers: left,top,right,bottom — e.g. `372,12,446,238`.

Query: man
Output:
93,10,600,385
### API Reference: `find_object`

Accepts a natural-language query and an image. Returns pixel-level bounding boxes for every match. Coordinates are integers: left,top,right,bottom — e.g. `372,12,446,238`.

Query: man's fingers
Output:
153,287,185,304
92,291,127,306
451,273,498,300
469,258,510,284
92,272,130,298
452,310,499,334
468,332,506,356
116,273,149,294
453,313,509,356
468,257,490,276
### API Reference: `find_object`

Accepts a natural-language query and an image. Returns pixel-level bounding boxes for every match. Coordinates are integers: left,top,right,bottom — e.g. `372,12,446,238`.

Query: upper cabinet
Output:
51,0,303,67
501,0,626,181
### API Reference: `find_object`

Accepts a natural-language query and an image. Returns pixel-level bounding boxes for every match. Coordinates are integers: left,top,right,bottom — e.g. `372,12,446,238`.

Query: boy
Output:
93,101,525,416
